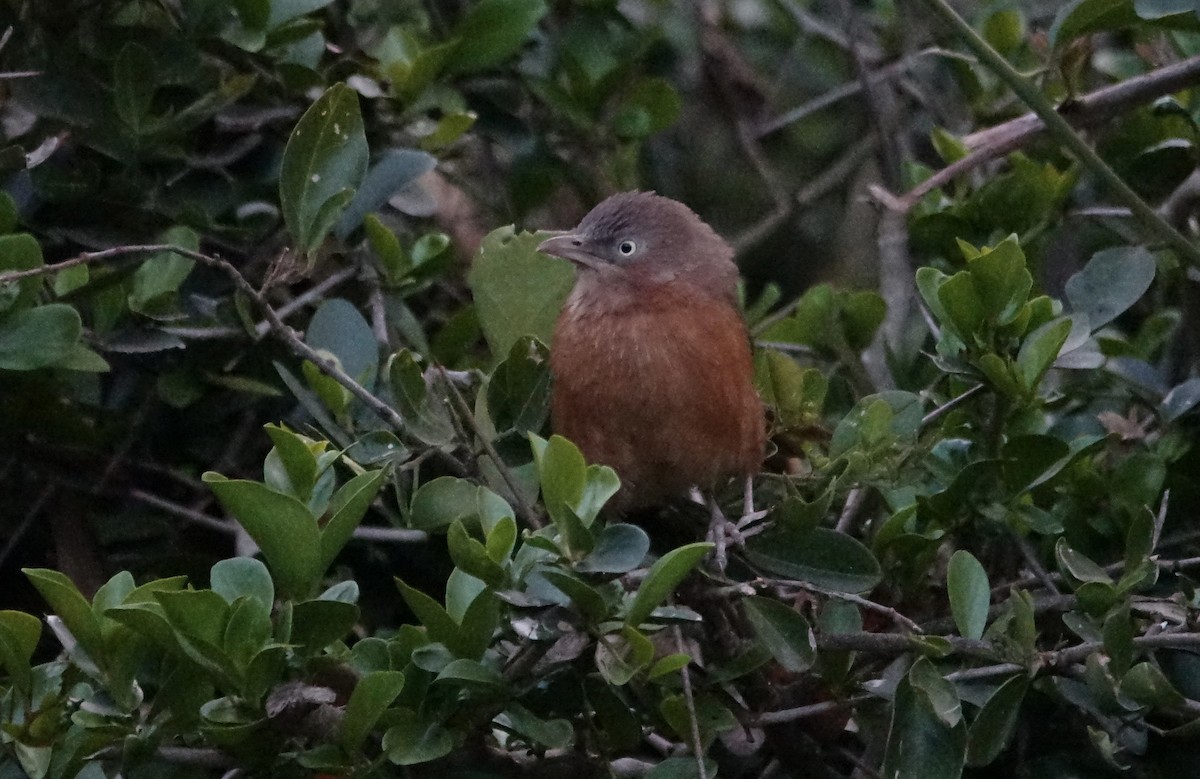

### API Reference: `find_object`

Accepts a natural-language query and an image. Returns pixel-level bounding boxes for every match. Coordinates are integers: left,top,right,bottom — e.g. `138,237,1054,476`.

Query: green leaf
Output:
937,270,985,342
969,237,1032,326
646,756,718,779
279,83,369,254
128,228,198,317
224,596,272,670
456,586,501,660
596,626,655,685
578,465,621,524
268,0,336,26
1016,317,1072,392
114,42,156,129
410,476,479,531
383,710,454,765
1135,0,1199,18
291,599,360,652
320,469,385,571
435,657,505,688
366,215,409,282
1055,538,1113,585
210,558,274,611
306,298,379,385
420,110,478,151
0,233,45,312
487,336,551,434
447,520,506,587
966,676,1027,766
947,550,990,640
1103,605,1134,675
1065,246,1156,330
614,77,682,139
931,126,968,164
503,703,575,749
660,691,738,748
1002,434,1073,493
447,0,548,73
910,657,963,728
0,303,82,370
202,474,322,598
340,670,405,753
626,543,712,627
1051,0,1141,47
335,148,436,239
23,568,103,661
1110,452,1166,509
303,354,351,415
983,9,1026,51
881,673,966,779
576,523,650,574
0,611,42,690
485,516,518,562
1162,378,1200,423
541,570,608,622
532,434,593,551
754,350,827,429
467,227,576,361
745,527,882,594
158,590,230,651
842,290,887,350
387,350,456,445
743,596,816,673
829,391,922,457
263,423,320,501
396,578,461,650
1121,661,1186,709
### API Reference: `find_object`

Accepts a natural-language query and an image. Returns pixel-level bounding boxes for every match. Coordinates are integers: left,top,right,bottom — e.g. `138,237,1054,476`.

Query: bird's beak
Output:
537,232,606,271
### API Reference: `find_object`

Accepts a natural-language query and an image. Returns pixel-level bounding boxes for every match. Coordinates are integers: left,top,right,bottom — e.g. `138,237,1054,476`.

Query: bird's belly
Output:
550,300,762,507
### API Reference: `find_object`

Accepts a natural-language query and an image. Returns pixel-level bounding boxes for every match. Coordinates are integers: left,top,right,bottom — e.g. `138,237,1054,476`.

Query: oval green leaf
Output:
279,83,369,254
745,527,881,594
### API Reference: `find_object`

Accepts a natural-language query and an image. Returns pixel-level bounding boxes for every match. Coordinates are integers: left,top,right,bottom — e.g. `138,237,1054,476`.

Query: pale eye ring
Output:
618,240,637,256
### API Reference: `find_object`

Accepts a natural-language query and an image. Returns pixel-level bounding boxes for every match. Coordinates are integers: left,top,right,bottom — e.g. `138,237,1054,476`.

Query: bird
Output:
538,191,765,565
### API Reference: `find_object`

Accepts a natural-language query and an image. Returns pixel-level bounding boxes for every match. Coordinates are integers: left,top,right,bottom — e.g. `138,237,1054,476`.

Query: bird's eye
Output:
617,240,637,256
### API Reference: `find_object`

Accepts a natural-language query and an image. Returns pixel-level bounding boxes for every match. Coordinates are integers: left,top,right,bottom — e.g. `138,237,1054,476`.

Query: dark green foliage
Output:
2,2,1200,778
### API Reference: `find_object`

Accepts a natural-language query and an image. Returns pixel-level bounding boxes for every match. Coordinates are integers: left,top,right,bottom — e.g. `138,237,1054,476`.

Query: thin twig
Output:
0,485,53,570
255,264,359,338
131,489,429,543
756,694,871,726
0,243,468,474
943,663,1025,682
834,487,867,534
435,365,543,530
1011,530,1060,597
673,625,709,779
906,4,1200,267
0,243,173,283
921,383,985,427
772,578,923,634
881,55,1200,214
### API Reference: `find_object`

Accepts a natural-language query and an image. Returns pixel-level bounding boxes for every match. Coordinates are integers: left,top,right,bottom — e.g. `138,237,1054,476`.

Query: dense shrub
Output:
2,1,1200,777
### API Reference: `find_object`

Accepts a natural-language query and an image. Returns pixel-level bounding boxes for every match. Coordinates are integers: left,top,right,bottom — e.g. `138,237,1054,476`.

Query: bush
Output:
2,1,1200,778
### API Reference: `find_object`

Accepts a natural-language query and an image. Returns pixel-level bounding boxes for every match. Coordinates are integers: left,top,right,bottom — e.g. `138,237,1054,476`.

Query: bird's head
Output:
537,192,735,291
